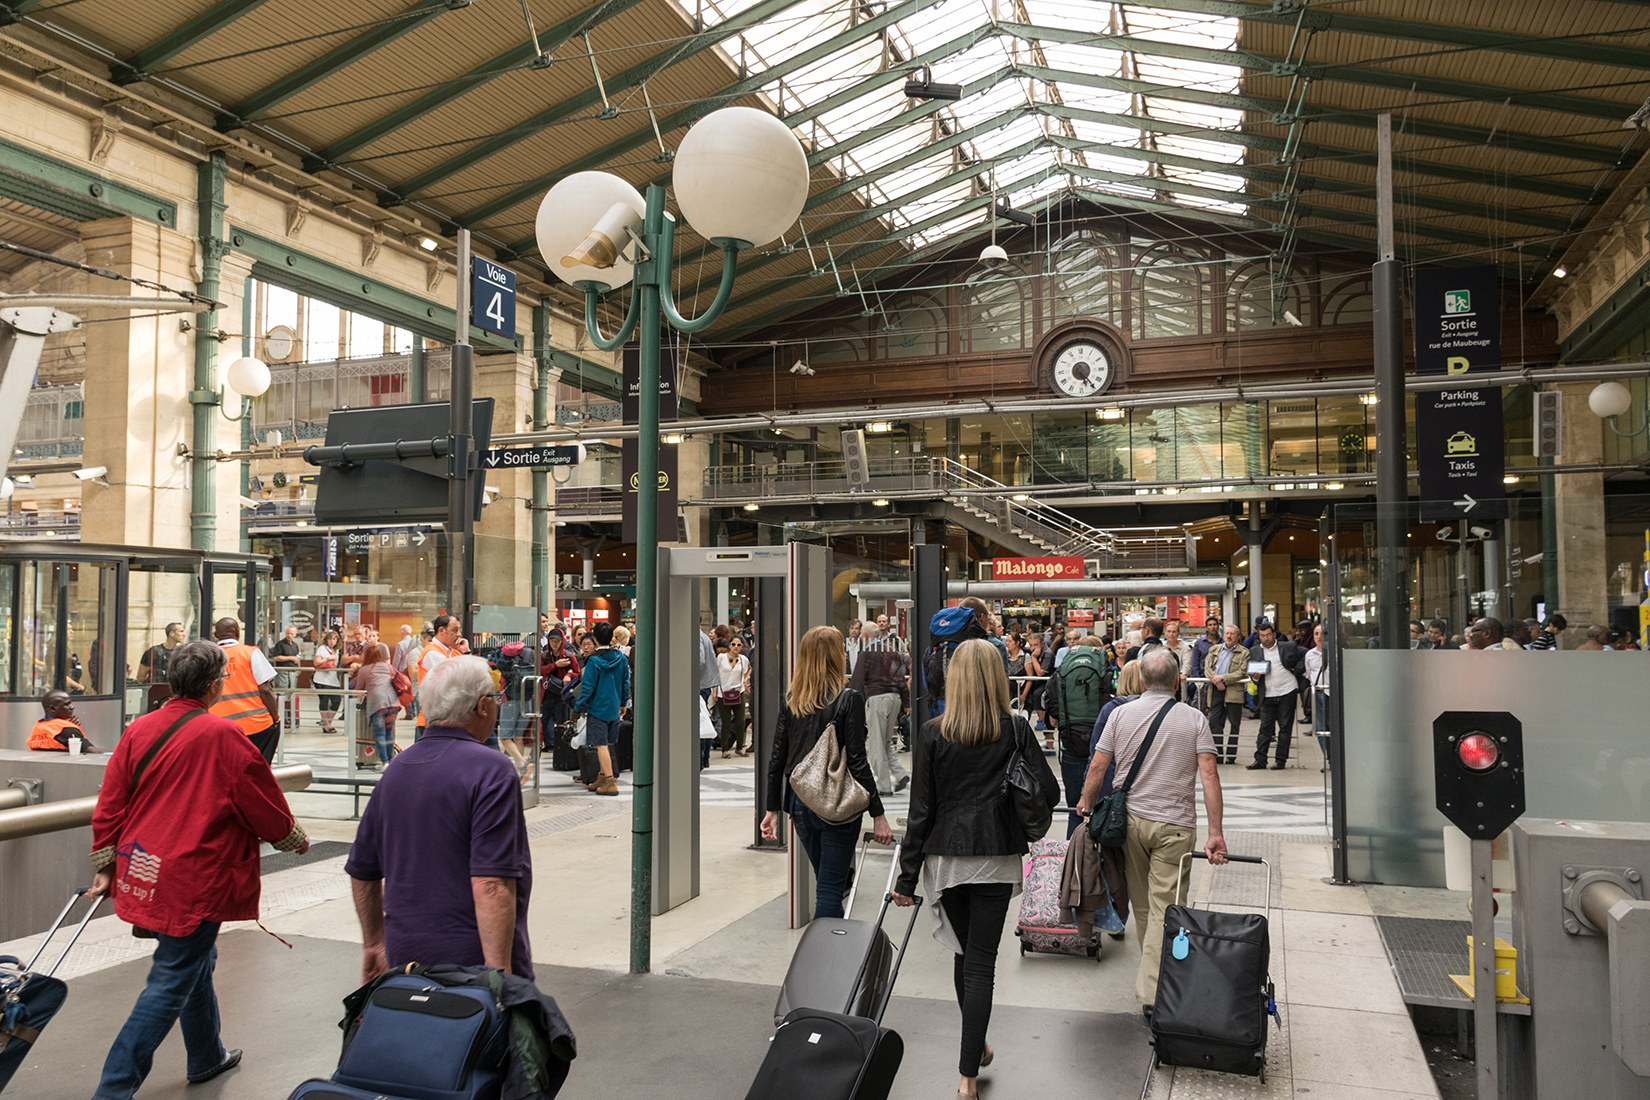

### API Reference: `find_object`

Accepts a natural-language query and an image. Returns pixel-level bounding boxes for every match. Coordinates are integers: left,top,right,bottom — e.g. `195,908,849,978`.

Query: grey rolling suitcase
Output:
773,834,901,1026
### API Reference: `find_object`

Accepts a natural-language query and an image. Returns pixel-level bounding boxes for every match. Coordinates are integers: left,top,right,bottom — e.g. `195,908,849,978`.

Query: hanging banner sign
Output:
621,340,680,543
1413,266,1507,521
992,556,1086,580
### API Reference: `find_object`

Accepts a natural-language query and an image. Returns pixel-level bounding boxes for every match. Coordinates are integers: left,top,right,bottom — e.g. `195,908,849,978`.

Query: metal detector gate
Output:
655,543,831,919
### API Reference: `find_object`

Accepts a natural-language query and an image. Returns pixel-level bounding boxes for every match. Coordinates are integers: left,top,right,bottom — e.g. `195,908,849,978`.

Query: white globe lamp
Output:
1588,381,1633,419
224,356,271,398
674,107,808,249
535,172,647,291
979,243,1008,266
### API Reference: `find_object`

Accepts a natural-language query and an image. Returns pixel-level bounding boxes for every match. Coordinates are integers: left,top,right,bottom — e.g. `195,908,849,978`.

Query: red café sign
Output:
992,556,1086,580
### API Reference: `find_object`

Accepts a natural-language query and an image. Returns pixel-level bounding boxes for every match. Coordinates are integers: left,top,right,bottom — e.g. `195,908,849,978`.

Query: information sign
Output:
992,556,1085,580
471,257,516,340
479,445,582,469
1414,266,1506,521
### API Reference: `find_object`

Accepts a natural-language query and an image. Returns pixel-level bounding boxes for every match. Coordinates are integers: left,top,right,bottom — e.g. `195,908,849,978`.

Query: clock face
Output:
1050,341,1112,398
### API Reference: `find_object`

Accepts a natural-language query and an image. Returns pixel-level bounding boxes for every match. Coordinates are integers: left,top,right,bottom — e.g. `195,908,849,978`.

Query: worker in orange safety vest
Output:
210,617,282,763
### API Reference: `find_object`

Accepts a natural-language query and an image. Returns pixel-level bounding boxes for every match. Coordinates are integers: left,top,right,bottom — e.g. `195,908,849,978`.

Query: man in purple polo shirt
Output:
345,655,534,983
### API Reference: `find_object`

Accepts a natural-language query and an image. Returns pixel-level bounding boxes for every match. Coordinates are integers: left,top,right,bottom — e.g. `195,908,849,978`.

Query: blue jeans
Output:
370,708,397,764
95,920,224,1100
787,791,861,919
1060,748,1088,838
1314,688,1329,733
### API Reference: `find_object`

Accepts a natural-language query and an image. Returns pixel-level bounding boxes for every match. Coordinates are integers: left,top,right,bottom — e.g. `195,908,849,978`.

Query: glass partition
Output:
12,559,120,698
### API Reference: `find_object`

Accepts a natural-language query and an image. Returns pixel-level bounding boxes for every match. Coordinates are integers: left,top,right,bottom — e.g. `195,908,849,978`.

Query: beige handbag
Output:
788,694,870,824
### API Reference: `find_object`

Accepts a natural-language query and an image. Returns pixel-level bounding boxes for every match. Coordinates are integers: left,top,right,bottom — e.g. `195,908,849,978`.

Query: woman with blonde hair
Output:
892,639,1058,1099
761,625,893,918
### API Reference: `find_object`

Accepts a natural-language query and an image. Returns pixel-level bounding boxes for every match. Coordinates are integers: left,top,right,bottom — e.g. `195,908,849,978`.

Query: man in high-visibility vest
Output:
415,614,468,737
28,689,100,752
210,617,281,762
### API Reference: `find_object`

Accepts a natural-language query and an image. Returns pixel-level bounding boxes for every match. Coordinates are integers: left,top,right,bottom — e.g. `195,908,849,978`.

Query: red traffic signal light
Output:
1458,733,1499,771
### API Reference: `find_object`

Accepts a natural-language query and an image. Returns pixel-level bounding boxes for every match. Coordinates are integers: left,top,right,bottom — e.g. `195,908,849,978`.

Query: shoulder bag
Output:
1087,697,1176,848
1001,713,1052,843
788,693,871,825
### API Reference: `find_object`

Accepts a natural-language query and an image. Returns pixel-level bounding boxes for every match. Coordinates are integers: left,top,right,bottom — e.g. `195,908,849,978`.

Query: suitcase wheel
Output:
1019,941,1027,956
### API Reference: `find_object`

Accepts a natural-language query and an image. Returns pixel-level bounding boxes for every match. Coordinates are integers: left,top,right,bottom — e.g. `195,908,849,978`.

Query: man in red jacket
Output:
88,640,309,1100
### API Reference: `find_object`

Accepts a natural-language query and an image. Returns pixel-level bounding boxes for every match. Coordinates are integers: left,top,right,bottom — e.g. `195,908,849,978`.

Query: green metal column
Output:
190,151,228,551
531,303,551,613
631,188,667,975
240,273,253,552
409,334,425,402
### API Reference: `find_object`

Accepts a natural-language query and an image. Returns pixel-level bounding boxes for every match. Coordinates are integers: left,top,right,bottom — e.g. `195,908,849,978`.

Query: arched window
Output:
1227,261,1308,330
805,321,867,365
879,291,948,358
1049,233,1122,327
1322,275,1373,326
965,267,1026,352
1134,244,1211,339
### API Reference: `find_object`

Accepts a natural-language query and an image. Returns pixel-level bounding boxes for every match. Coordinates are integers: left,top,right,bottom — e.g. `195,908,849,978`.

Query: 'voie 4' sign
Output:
471,257,516,340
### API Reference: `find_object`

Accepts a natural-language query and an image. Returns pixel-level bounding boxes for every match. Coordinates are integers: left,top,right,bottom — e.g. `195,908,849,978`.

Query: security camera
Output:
789,361,815,376
1470,525,1492,540
1436,526,1456,541
73,466,108,481
979,243,1008,268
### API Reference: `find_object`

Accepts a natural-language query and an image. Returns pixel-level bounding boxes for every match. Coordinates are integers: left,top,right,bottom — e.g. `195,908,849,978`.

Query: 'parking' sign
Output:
472,257,516,340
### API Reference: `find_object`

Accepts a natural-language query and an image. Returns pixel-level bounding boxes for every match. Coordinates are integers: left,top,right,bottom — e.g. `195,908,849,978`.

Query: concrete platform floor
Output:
4,732,1440,1100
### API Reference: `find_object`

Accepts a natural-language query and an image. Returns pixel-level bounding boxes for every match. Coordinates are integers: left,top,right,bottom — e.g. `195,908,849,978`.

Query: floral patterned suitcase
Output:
1014,837,1120,958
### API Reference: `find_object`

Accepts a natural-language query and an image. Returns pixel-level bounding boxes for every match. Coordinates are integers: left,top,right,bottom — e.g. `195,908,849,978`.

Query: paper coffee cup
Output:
67,737,83,756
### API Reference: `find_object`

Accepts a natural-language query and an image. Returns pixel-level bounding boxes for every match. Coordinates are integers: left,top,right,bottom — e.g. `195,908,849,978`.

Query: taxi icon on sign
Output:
1445,431,1477,456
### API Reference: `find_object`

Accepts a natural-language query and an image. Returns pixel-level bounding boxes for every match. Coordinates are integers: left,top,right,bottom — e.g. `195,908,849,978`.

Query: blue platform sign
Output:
471,257,516,340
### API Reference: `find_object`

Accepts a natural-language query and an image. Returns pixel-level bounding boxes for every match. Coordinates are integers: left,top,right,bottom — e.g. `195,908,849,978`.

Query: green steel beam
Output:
1120,0,1650,71
227,226,519,351
304,0,647,171
383,0,814,204
1000,23,1639,122
112,0,272,84
547,349,624,403
512,38,1012,255
1013,59,1625,164
1003,35,1624,166
1039,102,1599,202
1039,133,1571,232
454,0,949,226
216,0,461,131
0,1,48,25
0,135,179,226
1560,256,1650,360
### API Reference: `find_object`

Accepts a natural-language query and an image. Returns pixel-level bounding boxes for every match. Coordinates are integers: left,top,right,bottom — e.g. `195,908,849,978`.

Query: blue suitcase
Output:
321,973,508,1100
1,889,104,1094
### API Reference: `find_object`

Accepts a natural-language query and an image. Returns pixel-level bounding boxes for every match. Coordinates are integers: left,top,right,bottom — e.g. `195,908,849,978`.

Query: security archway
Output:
654,543,831,919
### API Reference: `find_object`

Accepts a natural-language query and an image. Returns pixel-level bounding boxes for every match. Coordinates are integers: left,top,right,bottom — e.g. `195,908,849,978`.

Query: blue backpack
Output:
922,607,980,710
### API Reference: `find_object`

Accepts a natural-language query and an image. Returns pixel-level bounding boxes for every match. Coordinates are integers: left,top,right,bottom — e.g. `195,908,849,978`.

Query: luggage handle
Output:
841,884,918,1021
1174,852,1272,925
869,892,923,1026
843,831,900,920
23,887,106,977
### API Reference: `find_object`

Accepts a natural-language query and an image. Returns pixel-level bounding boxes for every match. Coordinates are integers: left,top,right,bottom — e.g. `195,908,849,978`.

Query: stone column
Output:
473,349,532,608
78,216,197,548
1552,383,1609,645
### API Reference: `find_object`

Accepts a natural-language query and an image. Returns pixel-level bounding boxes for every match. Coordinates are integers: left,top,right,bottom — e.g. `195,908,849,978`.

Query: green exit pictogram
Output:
1445,289,1471,314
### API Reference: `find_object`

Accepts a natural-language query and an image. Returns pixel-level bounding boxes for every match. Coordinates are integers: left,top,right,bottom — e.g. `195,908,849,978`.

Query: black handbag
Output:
1088,698,1176,848
1001,715,1052,843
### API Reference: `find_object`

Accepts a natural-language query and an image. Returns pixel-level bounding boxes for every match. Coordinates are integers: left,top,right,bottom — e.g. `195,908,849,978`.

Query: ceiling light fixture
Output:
1503,474,1519,484
1553,266,1568,279
419,237,439,251
663,432,685,444
1012,493,1029,501
744,503,759,511
1324,481,1344,490
866,421,892,433
904,64,962,101
872,498,890,506
1098,407,1125,420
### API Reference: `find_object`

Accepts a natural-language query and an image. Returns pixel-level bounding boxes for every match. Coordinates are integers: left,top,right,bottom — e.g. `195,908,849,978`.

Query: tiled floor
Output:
4,734,1437,1100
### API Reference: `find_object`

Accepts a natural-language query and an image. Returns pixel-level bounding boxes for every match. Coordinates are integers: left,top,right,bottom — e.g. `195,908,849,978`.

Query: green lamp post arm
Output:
583,284,640,350
1605,406,1648,438
657,216,739,334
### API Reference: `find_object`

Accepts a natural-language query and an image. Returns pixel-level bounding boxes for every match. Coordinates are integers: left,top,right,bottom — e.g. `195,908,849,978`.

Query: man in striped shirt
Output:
1077,646,1228,1014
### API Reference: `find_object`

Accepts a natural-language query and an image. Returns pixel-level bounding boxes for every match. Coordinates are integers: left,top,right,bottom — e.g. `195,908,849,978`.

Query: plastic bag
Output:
570,714,588,748
698,695,717,740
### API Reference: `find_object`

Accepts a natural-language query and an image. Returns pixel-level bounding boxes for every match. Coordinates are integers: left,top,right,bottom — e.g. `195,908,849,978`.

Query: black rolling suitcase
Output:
1,889,106,1092
773,834,901,1025
1147,852,1278,1083
614,719,633,773
744,889,922,1100
550,722,580,772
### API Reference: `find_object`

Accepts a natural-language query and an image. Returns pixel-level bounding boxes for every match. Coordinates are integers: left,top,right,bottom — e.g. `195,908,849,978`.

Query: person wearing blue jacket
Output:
573,621,631,796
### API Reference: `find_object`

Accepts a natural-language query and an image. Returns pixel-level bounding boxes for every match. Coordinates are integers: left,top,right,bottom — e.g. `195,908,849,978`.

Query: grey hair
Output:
418,655,496,726
1139,646,1181,693
169,639,226,701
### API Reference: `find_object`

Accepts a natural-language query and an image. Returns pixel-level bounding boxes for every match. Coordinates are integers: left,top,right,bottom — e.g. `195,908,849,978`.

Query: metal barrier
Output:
0,764,312,842
0,788,26,811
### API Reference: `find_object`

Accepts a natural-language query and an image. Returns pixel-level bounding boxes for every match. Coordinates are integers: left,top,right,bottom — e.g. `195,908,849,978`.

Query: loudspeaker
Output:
841,428,870,489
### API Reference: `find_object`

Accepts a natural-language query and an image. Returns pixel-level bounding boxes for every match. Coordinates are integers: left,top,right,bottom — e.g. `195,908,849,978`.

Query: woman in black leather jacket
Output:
892,639,1057,1100
760,626,894,919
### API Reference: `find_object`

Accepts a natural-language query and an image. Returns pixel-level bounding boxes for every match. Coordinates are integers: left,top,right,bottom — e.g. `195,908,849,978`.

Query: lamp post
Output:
222,356,272,550
535,106,808,974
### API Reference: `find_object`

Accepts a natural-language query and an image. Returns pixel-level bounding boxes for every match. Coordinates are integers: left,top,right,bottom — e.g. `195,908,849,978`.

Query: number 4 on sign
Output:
485,291,506,331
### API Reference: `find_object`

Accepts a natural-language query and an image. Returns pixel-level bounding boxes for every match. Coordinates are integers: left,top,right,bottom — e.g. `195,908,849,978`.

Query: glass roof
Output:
702,0,1249,248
